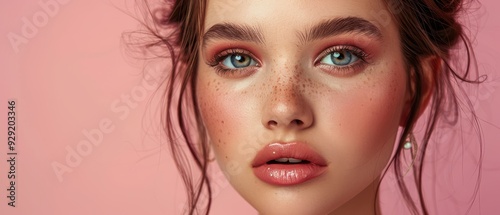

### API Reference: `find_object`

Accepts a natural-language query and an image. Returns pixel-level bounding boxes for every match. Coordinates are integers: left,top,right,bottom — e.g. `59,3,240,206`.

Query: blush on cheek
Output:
197,79,225,145
196,78,245,160
197,86,257,183
336,69,406,169
366,76,405,154
199,108,224,147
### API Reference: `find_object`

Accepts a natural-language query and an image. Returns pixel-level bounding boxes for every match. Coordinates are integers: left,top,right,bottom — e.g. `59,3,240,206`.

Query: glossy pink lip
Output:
251,142,328,186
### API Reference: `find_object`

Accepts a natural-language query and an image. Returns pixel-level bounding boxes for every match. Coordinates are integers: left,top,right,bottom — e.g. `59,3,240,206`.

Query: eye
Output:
221,53,257,69
314,46,369,76
320,50,359,66
207,49,260,77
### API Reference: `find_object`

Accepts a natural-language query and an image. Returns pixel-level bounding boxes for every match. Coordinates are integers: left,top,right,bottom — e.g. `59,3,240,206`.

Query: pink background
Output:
0,0,498,214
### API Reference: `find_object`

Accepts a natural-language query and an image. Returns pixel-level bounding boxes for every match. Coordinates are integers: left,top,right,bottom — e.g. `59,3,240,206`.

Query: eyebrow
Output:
201,16,382,47
202,23,265,46
298,17,383,44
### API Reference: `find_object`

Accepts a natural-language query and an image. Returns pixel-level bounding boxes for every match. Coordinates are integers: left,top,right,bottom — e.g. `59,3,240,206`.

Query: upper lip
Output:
251,141,328,167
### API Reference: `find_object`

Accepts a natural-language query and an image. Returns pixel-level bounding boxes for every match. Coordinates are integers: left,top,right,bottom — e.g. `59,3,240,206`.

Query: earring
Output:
402,132,418,176
207,146,216,163
208,155,216,163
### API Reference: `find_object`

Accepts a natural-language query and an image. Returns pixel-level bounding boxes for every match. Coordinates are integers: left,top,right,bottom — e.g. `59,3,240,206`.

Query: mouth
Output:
251,142,327,186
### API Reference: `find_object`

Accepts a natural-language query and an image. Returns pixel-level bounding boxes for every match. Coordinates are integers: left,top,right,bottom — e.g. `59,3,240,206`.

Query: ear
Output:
399,56,441,126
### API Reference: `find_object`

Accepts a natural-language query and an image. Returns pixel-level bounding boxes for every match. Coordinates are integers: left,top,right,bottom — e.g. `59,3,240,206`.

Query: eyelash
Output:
207,45,370,77
314,45,369,76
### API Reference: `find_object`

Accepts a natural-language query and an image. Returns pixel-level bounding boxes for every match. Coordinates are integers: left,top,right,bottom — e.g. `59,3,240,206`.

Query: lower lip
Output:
253,163,327,186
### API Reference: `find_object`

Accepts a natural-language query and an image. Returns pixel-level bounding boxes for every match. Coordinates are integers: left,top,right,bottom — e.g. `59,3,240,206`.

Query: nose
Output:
261,77,314,131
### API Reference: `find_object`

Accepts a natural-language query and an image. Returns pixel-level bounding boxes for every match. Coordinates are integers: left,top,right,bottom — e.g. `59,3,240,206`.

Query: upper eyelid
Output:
218,49,253,58
321,46,365,57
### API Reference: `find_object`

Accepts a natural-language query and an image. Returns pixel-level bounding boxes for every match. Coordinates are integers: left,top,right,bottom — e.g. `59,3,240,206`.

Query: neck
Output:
328,179,381,215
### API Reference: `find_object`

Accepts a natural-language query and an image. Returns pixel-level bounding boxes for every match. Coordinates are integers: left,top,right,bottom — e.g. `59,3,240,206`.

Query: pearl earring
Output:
403,141,412,149
403,132,418,176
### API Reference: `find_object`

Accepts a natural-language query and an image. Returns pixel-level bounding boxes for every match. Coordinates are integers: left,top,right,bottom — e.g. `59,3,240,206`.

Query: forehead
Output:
203,0,395,36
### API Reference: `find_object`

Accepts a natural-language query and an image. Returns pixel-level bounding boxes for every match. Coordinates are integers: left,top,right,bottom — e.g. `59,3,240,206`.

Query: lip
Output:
251,142,328,186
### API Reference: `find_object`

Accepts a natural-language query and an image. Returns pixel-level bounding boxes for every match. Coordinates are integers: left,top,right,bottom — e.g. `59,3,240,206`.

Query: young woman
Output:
133,0,483,214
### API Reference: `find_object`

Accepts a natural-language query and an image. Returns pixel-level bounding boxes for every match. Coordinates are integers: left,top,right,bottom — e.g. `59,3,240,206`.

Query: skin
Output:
195,0,423,214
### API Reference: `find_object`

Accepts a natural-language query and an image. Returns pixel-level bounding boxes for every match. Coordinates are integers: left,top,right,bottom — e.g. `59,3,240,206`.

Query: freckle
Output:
221,120,224,124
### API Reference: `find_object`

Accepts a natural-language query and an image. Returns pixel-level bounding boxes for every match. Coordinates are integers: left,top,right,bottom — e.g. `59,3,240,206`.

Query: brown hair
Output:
128,0,483,214
380,0,482,214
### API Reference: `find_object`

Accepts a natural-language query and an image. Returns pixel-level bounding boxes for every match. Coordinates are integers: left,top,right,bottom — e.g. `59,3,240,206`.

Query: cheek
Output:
197,74,267,185
197,78,226,146
196,71,253,167
323,65,407,169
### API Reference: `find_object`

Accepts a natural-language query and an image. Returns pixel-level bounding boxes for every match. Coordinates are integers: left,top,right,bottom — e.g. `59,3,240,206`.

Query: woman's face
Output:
196,0,409,214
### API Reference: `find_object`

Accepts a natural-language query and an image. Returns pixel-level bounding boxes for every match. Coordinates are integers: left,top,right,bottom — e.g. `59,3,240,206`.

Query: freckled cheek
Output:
196,79,253,164
197,86,226,147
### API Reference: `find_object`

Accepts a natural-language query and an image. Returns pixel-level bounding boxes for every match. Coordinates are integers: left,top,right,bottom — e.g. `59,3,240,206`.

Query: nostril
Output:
268,120,278,127
266,119,307,129
292,119,304,126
